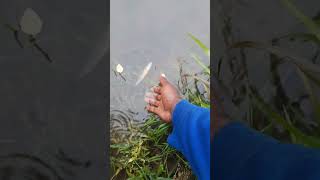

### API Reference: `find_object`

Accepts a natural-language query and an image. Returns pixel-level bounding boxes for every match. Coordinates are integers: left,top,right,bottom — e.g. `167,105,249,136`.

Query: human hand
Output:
144,74,182,123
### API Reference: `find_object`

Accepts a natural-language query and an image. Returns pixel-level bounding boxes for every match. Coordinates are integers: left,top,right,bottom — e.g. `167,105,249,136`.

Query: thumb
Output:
159,73,168,86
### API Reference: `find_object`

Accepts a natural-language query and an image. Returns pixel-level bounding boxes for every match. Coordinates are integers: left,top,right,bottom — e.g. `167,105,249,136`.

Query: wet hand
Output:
144,74,182,123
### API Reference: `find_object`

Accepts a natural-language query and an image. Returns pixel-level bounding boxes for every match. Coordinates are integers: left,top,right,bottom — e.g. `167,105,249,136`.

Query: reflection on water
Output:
110,109,143,137
0,151,91,180
0,154,62,180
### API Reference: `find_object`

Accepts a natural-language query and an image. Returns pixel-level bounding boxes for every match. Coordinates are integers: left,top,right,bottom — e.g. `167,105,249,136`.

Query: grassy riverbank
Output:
110,35,210,179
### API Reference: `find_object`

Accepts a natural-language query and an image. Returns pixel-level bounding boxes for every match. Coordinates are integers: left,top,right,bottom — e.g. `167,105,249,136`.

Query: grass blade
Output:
283,106,297,143
188,33,210,57
230,41,320,74
190,53,210,75
250,89,320,148
281,0,320,41
296,68,320,129
276,33,320,46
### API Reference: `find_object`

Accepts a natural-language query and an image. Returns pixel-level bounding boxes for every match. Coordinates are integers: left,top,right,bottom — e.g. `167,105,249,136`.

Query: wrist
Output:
170,98,182,116
213,108,231,135
213,116,230,134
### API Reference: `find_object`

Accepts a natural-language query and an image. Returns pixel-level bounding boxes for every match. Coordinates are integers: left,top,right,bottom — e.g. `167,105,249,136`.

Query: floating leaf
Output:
116,64,124,73
20,8,43,36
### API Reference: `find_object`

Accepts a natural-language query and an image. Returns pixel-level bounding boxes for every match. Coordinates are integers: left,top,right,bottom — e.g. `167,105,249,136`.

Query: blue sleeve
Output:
213,122,320,180
167,100,210,180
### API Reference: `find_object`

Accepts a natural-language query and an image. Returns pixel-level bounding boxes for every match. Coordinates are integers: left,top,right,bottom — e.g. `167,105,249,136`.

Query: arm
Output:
167,100,210,180
214,122,320,180
145,75,210,179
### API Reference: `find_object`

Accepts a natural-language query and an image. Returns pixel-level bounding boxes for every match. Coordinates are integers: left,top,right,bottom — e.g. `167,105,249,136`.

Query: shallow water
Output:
110,0,210,127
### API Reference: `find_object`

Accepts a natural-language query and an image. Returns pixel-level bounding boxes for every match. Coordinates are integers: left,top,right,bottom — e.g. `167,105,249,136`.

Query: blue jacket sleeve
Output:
167,100,210,180
213,122,320,180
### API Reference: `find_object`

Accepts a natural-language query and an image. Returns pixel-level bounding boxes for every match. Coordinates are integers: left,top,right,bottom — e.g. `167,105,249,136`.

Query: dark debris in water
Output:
55,149,91,168
112,69,126,81
0,153,63,180
0,151,92,180
2,21,53,63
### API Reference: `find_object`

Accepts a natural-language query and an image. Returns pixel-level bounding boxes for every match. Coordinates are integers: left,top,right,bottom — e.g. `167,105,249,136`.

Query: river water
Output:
0,0,210,179
0,0,108,179
110,0,210,129
6,0,320,179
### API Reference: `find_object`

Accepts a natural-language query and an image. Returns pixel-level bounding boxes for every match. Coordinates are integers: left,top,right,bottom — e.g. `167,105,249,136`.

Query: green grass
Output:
110,35,210,179
111,116,192,180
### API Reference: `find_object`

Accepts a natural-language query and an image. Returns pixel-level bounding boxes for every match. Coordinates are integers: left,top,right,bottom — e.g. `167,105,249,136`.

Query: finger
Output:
159,74,169,87
146,105,160,114
156,94,161,101
144,97,160,107
145,92,156,98
148,98,160,107
152,86,161,94
144,96,155,103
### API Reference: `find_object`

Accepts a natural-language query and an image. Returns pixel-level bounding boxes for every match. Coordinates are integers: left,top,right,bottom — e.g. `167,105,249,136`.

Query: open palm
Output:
144,75,181,123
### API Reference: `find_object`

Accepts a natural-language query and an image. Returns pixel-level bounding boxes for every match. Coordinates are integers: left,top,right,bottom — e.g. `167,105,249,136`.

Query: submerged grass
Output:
218,0,320,148
110,35,210,179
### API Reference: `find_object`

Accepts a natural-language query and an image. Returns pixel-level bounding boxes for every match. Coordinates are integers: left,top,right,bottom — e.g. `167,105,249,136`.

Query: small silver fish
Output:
135,62,152,86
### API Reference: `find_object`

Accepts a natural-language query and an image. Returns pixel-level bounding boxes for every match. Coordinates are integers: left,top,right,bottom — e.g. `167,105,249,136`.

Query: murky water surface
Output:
110,0,210,127
0,0,107,179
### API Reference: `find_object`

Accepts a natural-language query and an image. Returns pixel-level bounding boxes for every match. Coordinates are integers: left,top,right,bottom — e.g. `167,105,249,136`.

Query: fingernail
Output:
144,97,151,103
144,96,156,103
161,73,166,77
145,92,155,98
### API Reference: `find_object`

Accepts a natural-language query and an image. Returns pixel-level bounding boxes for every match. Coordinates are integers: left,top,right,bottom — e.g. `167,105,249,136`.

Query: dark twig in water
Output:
119,73,126,81
2,22,52,63
29,36,53,63
3,24,23,48
13,31,23,48
112,69,126,81
55,149,91,168
113,69,118,77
